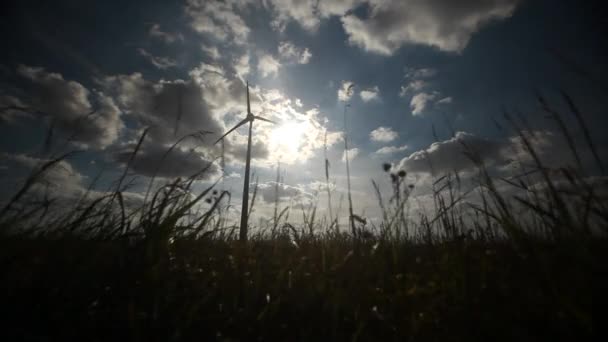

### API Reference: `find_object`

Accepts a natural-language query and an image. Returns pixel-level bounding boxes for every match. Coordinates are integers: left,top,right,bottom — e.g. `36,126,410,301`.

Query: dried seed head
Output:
382,163,391,172
398,170,406,178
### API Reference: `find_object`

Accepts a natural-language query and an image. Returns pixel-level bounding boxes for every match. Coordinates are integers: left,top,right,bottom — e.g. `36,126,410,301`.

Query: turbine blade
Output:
214,118,249,144
253,115,276,125
246,81,251,115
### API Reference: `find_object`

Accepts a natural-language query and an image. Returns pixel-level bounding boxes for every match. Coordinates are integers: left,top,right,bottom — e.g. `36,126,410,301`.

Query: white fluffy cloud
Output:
375,145,409,155
13,65,123,149
341,0,519,55
278,41,312,64
360,86,380,102
342,147,359,161
399,80,427,97
185,0,250,44
258,54,281,78
262,0,519,54
370,126,398,142
266,0,320,32
233,53,250,79
338,81,355,102
410,92,437,116
399,67,450,115
201,45,221,60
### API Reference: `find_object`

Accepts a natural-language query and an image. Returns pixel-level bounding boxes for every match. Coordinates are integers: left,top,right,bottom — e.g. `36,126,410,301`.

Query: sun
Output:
269,121,306,159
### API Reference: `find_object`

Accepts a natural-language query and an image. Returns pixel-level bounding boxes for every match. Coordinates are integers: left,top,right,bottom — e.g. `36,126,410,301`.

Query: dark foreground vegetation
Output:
0,93,605,341
0,233,602,341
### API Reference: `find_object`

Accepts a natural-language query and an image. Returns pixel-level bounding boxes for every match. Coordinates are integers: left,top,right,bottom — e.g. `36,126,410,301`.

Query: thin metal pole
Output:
239,119,253,241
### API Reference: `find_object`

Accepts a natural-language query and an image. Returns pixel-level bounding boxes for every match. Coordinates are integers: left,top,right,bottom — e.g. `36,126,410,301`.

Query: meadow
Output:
0,94,604,341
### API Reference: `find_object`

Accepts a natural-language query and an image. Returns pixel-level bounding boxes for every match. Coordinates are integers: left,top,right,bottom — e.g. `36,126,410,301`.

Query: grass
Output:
0,92,604,341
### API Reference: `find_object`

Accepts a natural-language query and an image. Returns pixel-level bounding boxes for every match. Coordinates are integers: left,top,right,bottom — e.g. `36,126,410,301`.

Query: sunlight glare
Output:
269,121,306,159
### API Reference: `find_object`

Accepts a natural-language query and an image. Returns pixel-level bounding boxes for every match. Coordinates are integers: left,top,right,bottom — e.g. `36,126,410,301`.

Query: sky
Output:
1,0,607,227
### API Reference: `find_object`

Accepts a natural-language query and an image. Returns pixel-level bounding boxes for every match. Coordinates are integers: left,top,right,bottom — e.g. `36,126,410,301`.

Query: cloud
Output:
370,126,398,142
256,181,308,203
341,0,519,55
399,80,427,97
149,23,183,44
375,145,409,155
233,53,250,78
13,65,123,149
0,152,145,216
278,41,312,64
399,67,450,114
266,0,320,32
201,45,221,60
137,48,178,69
342,147,359,162
398,129,607,178
100,72,223,145
405,67,438,79
397,131,504,174
0,152,85,197
338,81,355,102
437,96,453,104
261,1,519,54
0,95,31,123
360,86,380,102
258,54,281,78
317,0,366,17
113,142,220,180
410,92,437,116
185,0,250,44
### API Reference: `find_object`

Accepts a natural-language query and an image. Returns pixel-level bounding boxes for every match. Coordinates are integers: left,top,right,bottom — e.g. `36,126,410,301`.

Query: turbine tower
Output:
215,81,275,241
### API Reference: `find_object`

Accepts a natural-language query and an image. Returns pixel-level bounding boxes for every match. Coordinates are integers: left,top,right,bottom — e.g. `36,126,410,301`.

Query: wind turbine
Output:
215,81,275,241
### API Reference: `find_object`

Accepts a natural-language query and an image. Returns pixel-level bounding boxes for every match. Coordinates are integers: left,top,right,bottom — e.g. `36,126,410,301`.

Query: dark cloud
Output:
113,142,220,180
0,152,85,199
148,23,184,44
101,67,270,173
100,72,222,145
225,137,270,163
397,131,504,174
11,65,123,149
398,129,608,177
137,48,178,70
0,152,144,218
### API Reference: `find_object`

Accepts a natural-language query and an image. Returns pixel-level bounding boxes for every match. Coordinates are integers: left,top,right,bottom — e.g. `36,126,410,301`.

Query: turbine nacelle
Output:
214,81,275,145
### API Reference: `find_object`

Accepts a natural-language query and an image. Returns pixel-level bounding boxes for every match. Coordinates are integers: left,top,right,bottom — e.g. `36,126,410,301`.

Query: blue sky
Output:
1,0,607,225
